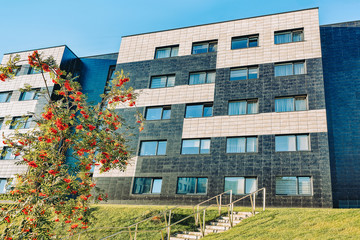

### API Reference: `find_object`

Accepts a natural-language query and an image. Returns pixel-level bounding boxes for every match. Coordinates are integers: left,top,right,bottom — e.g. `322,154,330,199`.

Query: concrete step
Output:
174,233,201,239
215,219,241,224
170,237,194,240
182,231,203,236
221,216,245,221
205,225,230,231
202,228,226,234
209,222,232,227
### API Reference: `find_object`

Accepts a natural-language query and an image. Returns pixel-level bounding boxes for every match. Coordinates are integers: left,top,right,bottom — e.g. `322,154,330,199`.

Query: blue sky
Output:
0,0,359,59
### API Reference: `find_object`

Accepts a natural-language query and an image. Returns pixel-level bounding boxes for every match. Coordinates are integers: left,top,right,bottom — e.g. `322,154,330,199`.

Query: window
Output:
275,134,309,152
276,176,312,195
230,67,258,80
19,89,40,101
28,67,41,74
104,65,116,93
0,118,3,129
10,116,32,129
150,75,175,88
274,29,304,44
181,139,210,154
189,71,215,85
132,177,162,194
0,147,19,160
185,103,213,118
139,141,167,156
226,137,257,153
231,35,259,49
224,177,257,195
145,106,171,120
274,61,305,76
228,100,258,115
155,45,179,59
12,66,21,76
275,96,307,112
0,179,7,194
0,91,12,103
192,41,217,54
177,177,208,194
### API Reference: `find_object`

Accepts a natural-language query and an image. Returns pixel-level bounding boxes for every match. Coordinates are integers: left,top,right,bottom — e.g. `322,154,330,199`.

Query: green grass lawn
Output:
2,204,360,239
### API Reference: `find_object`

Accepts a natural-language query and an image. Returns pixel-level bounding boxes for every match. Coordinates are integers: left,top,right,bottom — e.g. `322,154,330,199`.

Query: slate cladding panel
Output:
320,21,360,208
96,53,332,207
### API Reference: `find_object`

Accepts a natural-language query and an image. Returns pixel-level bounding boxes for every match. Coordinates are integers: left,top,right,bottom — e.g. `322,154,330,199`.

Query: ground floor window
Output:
0,179,7,194
177,177,207,194
224,177,257,195
132,177,162,194
276,176,312,195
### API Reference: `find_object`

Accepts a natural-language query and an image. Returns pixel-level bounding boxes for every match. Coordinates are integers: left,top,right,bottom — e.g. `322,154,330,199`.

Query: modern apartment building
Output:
0,8,359,208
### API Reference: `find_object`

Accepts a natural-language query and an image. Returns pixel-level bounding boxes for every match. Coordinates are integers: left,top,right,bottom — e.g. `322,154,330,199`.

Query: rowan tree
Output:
0,51,143,239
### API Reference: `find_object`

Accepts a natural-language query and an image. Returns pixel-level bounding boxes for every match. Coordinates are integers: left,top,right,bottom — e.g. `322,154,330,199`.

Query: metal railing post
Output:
167,210,172,240
202,209,206,237
134,223,138,240
253,192,256,215
219,195,222,215
263,188,266,211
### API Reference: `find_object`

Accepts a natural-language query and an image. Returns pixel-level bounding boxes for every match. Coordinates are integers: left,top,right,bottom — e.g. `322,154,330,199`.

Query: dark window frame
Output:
10,116,32,130
228,99,258,115
230,66,259,80
188,71,216,85
139,140,167,156
145,106,171,120
275,176,313,196
181,138,211,155
231,35,259,50
154,45,179,59
132,177,163,195
226,136,258,153
192,40,218,54
150,74,175,89
275,95,308,112
274,61,306,77
185,103,213,118
0,91,12,103
0,147,19,160
274,28,304,44
176,177,208,195
275,134,310,152
19,88,40,101
224,176,258,195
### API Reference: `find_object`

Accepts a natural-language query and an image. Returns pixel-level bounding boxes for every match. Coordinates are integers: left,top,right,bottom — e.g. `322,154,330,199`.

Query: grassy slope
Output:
203,208,360,240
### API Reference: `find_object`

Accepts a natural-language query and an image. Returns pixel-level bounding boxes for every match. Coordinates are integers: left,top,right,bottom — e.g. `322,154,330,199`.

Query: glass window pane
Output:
200,139,211,154
0,118,3,129
177,178,196,194
152,179,162,194
298,177,311,195
247,101,258,114
146,107,163,120
197,178,208,193
293,31,303,42
229,101,246,115
162,109,171,119
24,117,32,129
294,62,305,75
275,135,296,151
133,178,152,194
246,137,257,152
276,177,297,195
232,38,248,49
209,42,217,52
185,105,203,118
249,38,258,47
295,97,307,111
0,92,11,103
167,76,175,87
151,77,167,88
245,178,257,194
225,177,244,195
192,43,208,54
275,98,294,112
140,142,158,156
189,73,206,85
296,135,309,151
227,138,245,153
230,69,247,81
275,64,293,76
248,68,258,79
155,48,171,59
20,91,34,101
203,106,213,117
206,72,216,83
182,140,200,154
274,33,292,44
157,141,167,155
0,179,6,194
170,47,179,57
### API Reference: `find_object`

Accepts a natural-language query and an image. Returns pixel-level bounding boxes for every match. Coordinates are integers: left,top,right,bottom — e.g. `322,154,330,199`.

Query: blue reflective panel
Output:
152,179,162,194
19,90,37,101
167,76,175,87
197,178,208,193
146,107,163,120
185,105,203,118
296,135,309,151
200,139,211,154
133,178,152,194
246,137,257,152
245,178,257,194
0,92,11,103
295,97,307,111
274,64,293,76
0,179,6,193
293,31,303,42
162,109,171,119
151,77,167,88
232,38,248,49
230,69,247,80
275,136,296,151
192,43,208,54
140,142,157,156
294,62,305,75
248,68,258,79
203,106,213,117
157,141,167,155
189,73,206,85
249,38,258,47
177,178,196,194
182,140,200,154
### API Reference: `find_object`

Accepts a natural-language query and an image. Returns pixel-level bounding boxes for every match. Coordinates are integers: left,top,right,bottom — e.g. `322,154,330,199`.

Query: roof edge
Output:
4,44,72,56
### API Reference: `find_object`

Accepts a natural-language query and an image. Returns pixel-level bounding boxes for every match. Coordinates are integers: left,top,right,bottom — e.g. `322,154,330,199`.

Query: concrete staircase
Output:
170,212,254,240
